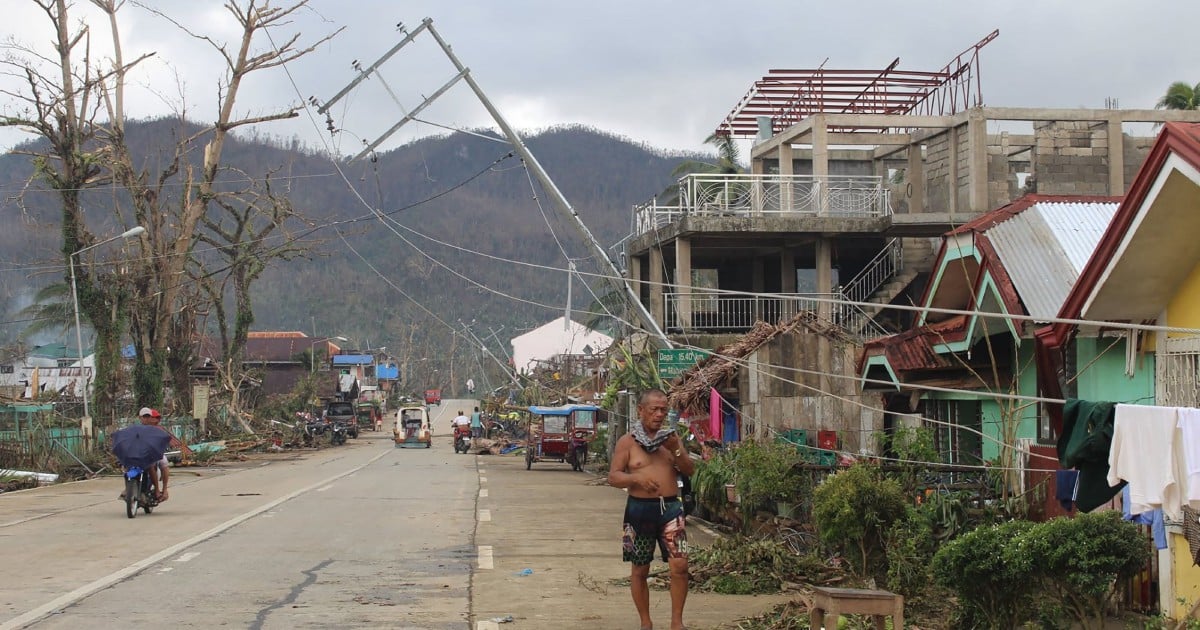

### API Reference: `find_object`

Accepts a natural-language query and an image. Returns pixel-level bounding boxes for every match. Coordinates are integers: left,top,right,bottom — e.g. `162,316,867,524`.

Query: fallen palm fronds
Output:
668,311,853,416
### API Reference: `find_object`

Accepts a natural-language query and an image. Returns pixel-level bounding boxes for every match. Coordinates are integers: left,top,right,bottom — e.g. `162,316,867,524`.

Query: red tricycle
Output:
423,388,442,406
524,404,600,471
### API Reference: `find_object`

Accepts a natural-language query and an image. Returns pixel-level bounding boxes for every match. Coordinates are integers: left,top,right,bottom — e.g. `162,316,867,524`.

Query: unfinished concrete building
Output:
618,31,1200,448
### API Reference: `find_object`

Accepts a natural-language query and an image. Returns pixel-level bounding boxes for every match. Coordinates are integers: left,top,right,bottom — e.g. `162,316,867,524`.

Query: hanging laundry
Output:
1057,399,1124,512
1183,506,1200,566
1178,408,1200,508
1055,469,1079,512
1122,485,1167,550
1108,404,1181,517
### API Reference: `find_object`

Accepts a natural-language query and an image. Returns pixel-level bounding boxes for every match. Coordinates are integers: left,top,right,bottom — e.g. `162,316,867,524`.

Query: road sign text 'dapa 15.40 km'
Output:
657,348,709,379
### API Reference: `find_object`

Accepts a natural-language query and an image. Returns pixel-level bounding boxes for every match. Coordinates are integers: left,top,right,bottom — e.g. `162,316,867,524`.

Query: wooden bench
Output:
808,586,904,630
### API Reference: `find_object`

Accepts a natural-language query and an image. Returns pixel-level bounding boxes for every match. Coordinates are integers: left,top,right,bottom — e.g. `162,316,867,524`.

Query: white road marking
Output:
478,469,486,475
478,509,491,522
157,567,173,574
479,477,487,483
477,622,499,630
315,485,334,492
175,552,201,563
479,488,488,498
0,448,393,630
477,545,494,570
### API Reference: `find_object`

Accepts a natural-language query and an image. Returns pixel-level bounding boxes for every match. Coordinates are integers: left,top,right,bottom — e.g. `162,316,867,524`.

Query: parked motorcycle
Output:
453,424,471,454
300,419,328,447
329,421,349,446
567,429,591,472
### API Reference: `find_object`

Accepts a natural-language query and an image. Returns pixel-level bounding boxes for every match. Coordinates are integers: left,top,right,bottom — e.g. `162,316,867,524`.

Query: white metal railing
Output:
632,173,890,238
663,291,888,339
840,238,903,305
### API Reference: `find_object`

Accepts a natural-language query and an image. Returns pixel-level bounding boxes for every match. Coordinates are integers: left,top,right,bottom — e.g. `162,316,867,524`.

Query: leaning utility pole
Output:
317,18,670,347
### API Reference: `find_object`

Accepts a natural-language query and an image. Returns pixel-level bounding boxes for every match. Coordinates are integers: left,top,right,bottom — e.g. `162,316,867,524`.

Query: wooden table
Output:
808,586,904,630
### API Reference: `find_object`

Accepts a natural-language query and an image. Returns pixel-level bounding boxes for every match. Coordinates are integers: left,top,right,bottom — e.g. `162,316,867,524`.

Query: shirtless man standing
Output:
609,388,695,630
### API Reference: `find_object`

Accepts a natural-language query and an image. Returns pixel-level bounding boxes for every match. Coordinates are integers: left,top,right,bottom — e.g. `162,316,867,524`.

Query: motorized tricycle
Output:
524,404,600,471
453,424,472,454
394,404,432,449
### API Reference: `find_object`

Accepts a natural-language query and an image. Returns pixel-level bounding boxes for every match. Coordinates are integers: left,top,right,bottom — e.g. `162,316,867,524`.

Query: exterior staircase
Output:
860,237,937,332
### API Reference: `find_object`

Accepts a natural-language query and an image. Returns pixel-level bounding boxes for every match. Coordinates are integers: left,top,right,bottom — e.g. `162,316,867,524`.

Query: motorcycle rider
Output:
138,407,174,501
453,410,471,445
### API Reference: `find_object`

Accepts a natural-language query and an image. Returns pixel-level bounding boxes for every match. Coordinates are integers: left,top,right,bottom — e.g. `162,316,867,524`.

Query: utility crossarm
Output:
318,18,671,347
422,21,670,347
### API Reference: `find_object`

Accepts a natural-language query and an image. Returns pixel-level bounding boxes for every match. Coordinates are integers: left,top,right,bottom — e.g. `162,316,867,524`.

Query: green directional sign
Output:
657,348,709,380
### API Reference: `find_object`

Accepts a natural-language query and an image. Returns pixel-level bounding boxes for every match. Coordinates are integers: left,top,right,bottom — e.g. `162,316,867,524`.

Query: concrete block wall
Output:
1031,121,1110,195
738,332,877,452
925,132,952,212
955,125,971,211
1123,134,1155,192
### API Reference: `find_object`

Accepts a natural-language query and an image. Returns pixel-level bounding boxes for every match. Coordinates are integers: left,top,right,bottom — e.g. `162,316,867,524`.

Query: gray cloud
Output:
2,0,1196,155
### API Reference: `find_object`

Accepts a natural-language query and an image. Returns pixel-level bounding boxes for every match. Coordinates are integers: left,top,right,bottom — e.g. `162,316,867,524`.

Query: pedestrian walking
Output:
466,378,475,395
608,388,694,630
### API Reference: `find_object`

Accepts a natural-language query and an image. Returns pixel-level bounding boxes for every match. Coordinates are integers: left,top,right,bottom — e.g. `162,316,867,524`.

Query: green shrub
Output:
1022,512,1149,630
931,519,1036,629
884,505,937,598
691,452,734,517
732,440,804,511
811,463,908,578
878,426,939,493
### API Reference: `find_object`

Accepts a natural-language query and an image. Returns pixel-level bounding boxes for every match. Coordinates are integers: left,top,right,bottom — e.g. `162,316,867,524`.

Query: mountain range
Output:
0,119,702,375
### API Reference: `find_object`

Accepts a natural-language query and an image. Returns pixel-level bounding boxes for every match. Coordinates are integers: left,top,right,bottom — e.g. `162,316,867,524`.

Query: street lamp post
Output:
70,225,145,441
310,335,348,373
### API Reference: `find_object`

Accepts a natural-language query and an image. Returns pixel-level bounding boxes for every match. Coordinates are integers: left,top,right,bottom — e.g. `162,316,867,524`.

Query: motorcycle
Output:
329,421,348,446
122,466,159,519
567,428,591,472
300,419,328,447
453,424,472,454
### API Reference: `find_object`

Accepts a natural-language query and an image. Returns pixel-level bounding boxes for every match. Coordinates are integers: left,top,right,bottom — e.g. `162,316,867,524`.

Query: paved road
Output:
1,398,792,629
0,400,479,629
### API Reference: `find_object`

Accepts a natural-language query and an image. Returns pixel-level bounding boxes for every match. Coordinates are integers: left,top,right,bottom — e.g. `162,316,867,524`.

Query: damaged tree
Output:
0,0,154,422
95,0,338,419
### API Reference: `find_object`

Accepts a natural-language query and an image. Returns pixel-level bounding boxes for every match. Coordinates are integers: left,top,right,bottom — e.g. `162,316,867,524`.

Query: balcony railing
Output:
632,173,890,237
663,290,882,336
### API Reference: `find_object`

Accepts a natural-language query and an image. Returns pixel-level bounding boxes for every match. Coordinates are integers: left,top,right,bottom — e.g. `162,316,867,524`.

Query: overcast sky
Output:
2,1,1197,156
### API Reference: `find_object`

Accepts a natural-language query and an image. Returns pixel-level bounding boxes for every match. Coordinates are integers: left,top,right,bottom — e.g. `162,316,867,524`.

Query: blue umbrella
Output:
110,425,172,470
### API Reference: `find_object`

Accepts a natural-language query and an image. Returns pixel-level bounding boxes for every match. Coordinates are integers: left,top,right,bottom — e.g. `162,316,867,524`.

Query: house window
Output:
0,365,12,374
923,399,984,472
56,359,74,368
1158,336,1200,408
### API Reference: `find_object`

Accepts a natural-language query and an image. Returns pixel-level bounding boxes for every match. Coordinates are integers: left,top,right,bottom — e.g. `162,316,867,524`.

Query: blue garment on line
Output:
1122,485,1167,550
1055,470,1079,512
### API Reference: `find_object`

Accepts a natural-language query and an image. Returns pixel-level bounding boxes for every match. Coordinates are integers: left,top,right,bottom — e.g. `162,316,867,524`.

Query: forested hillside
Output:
0,119,700,372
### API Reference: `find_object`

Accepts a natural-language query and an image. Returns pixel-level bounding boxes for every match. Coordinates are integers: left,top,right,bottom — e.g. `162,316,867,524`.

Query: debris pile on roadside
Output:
681,535,844,595
467,437,524,455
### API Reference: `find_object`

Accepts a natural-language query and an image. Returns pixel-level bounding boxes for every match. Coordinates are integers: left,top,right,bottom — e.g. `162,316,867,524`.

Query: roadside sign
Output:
657,348,709,379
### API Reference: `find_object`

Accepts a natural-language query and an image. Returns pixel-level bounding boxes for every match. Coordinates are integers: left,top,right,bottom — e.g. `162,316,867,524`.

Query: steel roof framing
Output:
717,30,999,137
